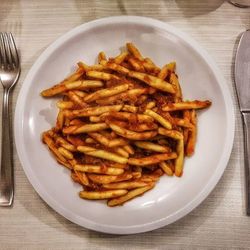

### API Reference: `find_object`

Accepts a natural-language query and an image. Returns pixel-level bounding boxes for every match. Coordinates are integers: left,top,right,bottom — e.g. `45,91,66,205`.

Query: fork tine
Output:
0,33,7,67
8,33,19,67
3,33,12,66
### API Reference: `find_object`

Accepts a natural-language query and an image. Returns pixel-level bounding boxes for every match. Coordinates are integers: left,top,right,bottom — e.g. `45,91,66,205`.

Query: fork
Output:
0,33,20,206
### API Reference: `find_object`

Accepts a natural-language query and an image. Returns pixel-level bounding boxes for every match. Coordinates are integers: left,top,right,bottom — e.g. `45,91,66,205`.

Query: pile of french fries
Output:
41,43,211,206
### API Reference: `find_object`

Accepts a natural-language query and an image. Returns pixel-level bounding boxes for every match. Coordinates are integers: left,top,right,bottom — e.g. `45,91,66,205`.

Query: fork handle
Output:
0,88,13,206
242,112,250,215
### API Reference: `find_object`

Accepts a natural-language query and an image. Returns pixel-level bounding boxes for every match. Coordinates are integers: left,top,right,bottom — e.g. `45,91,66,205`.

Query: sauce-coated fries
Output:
41,43,211,206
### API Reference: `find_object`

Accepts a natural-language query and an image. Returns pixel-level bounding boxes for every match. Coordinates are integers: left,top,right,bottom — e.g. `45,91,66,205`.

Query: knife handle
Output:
242,112,250,215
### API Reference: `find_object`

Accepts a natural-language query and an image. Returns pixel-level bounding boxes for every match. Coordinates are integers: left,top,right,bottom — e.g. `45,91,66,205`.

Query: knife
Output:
235,30,250,215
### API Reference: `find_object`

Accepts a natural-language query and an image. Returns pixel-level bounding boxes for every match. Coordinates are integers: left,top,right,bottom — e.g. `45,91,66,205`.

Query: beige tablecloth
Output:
0,0,249,249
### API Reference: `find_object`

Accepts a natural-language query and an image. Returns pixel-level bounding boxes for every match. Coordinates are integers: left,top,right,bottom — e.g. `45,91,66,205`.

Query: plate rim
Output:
14,15,235,234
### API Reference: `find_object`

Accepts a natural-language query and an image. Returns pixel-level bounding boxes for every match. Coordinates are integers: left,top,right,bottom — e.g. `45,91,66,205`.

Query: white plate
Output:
14,16,234,234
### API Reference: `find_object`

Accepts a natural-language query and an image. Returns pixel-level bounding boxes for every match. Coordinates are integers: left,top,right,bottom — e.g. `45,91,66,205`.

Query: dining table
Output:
0,0,250,249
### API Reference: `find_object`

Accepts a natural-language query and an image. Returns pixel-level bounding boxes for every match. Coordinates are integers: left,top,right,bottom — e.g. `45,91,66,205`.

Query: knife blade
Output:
235,30,250,215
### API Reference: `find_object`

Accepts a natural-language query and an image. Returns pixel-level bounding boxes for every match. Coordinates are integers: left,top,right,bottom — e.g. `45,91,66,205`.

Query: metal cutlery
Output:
0,33,20,206
235,30,250,215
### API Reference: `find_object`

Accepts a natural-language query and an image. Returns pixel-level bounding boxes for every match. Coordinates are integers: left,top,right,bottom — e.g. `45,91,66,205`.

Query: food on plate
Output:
41,43,211,206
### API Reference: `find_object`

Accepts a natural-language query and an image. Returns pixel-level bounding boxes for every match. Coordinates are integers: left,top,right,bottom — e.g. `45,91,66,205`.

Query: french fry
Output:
134,141,170,153
80,189,128,200
128,152,177,166
63,123,108,134
77,146,128,164
103,181,148,190
74,164,124,175
88,173,133,184
108,123,157,140
107,184,154,206
162,100,211,111
84,84,129,103
128,71,176,94
144,109,172,129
